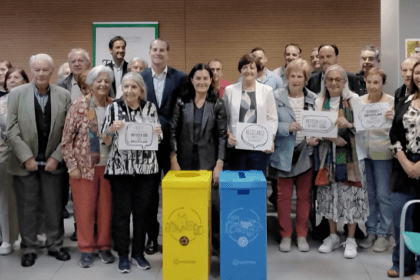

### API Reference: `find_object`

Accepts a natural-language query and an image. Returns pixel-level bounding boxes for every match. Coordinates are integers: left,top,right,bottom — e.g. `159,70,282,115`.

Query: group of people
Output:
0,36,419,279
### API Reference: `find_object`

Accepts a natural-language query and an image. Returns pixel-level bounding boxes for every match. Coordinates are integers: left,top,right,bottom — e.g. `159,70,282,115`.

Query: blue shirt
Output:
152,66,168,107
34,85,50,113
237,68,283,91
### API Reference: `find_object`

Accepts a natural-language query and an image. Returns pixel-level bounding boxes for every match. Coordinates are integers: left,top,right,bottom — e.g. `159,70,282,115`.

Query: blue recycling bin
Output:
219,170,267,280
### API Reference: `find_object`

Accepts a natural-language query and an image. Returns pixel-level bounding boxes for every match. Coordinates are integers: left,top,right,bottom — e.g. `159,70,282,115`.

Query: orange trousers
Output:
70,166,112,253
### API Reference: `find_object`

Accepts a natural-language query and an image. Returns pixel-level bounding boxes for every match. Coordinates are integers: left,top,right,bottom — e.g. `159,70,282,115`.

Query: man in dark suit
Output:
395,57,418,109
7,54,72,267
141,38,186,255
355,45,380,96
306,44,362,95
104,36,128,98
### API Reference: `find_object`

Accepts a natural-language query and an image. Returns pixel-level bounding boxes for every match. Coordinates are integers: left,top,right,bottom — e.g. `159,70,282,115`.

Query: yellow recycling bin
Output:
162,170,212,280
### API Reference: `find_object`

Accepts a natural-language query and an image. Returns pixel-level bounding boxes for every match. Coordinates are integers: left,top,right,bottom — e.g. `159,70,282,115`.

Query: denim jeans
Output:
391,192,420,275
364,159,393,236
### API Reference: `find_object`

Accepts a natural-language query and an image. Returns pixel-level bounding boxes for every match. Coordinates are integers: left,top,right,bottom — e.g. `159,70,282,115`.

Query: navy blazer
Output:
306,71,362,96
141,67,186,134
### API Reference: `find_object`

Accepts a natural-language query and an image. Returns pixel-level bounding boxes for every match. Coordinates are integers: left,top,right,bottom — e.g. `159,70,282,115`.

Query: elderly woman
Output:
170,63,227,252
0,60,12,96
387,60,420,279
222,53,277,171
0,67,29,255
77,70,92,96
115,58,148,99
61,65,115,268
270,59,318,252
101,72,162,273
315,64,368,259
357,69,394,252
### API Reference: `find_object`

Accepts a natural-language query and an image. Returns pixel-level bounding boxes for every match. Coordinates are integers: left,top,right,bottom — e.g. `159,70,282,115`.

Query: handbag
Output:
278,138,311,178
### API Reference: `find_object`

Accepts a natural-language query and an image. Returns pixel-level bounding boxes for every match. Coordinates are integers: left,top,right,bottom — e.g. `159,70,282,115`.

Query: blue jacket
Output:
270,87,317,172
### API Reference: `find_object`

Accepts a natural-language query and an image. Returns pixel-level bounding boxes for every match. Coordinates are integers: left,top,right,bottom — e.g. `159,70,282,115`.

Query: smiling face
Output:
149,40,169,67
365,74,384,97
310,49,320,70
359,50,379,73
318,46,338,72
252,50,267,70
130,61,146,73
31,60,53,89
287,70,306,93
413,64,420,90
6,70,26,90
325,69,346,97
122,78,144,105
69,52,90,76
284,45,301,67
401,59,417,87
208,61,223,83
191,69,212,95
91,72,110,99
240,62,258,84
0,63,9,87
109,40,126,63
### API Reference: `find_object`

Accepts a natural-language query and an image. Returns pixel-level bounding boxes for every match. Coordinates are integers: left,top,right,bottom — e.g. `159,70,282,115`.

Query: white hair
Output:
318,64,354,100
29,53,54,68
129,57,148,69
85,65,114,86
57,62,70,80
121,72,147,101
67,48,91,63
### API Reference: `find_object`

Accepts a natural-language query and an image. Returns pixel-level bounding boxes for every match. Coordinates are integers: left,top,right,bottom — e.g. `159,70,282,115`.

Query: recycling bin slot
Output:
175,172,200,178
237,189,250,195
239,172,246,179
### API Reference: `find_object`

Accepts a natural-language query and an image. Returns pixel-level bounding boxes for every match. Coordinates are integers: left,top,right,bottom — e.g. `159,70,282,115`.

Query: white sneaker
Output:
279,237,291,252
372,236,390,252
359,233,376,249
297,237,310,252
319,234,340,253
342,238,358,259
0,242,12,255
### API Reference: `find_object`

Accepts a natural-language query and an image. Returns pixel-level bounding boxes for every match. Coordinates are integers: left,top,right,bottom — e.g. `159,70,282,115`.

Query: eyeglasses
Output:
325,77,346,83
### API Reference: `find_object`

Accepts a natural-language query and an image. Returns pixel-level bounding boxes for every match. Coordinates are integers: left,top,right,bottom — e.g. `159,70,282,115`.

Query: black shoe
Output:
144,238,158,255
70,231,77,241
21,253,37,267
48,248,71,261
63,209,70,219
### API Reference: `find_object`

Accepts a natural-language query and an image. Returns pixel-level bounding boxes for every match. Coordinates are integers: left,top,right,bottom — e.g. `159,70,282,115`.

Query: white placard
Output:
235,123,272,151
353,102,392,131
300,111,338,138
117,122,158,151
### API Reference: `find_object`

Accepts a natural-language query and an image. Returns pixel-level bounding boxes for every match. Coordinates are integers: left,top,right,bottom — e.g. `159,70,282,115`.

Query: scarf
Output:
319,93,362,187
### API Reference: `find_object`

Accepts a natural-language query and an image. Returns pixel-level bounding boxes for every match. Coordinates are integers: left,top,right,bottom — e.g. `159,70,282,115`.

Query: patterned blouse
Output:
101,99,161,176
0,94,9,162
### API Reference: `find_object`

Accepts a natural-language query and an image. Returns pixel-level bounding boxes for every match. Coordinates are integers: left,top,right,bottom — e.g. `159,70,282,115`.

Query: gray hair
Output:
319,64,354,100
121,72,148,101
129,57,148,69
29,53,54,68
57,62,70,80
360,45,380,63
85,65,114,86
67,48,91,64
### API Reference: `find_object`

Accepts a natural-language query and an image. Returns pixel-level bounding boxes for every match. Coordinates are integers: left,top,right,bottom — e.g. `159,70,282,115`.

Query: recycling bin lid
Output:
219,170,266,189
162,170,212,189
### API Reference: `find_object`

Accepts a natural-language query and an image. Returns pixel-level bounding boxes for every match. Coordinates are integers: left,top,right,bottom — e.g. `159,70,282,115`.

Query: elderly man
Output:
7,54,72,267
141,38,186,255
250,47,282,90
306,44,362,95
394,57,418,109
57,62,70,81
128,57,148,73
57,48,91,103
274,43,302,86
105,36,128,98
355,45,380,95
208,59,231,98
310,47,321,73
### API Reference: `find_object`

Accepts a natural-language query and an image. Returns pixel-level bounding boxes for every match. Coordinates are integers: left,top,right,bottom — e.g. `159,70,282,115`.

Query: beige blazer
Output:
7,82,71,176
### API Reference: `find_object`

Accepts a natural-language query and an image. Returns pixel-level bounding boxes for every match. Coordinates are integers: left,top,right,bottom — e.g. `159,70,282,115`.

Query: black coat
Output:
170,97,227,171
306,71,363,96
394,84,408,110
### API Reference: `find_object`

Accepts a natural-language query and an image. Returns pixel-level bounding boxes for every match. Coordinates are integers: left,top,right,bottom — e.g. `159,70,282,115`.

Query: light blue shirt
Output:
237,68,283,91
273,65,287,87
152,66,168,107
34,85,49,113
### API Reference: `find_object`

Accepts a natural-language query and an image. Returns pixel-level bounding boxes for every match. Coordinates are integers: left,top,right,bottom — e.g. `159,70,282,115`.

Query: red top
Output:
218,79,232,98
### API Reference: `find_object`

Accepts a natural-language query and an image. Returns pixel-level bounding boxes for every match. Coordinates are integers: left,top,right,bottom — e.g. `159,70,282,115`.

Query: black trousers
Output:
13,169,64,254
110,174,159,257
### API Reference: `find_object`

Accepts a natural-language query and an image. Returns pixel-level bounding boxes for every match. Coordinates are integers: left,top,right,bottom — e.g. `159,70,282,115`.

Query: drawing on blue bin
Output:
165,207,204,243
225,208,263,247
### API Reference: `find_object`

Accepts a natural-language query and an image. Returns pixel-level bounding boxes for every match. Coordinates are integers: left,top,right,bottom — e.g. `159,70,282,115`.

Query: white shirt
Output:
288,96,305,145
151,66,168,107
112,61,124,91
70,76,83,103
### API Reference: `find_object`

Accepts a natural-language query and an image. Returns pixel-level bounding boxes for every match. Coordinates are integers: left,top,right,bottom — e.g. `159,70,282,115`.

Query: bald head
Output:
401,57,419,87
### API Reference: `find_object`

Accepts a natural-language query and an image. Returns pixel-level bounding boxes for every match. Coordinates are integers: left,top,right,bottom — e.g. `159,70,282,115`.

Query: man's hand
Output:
45,157,59,172
24,157,38,171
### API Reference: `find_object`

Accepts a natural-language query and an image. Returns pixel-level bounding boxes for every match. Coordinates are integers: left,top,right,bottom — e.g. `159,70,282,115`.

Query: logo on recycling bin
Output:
165,207,204,244
225,208,263,247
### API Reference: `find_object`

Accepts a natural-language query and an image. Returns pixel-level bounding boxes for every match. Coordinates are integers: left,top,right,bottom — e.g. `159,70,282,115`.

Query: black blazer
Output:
306,71,362,96
105,60,128,98
394,84,408,109
389,95,420,194
170,97,227,171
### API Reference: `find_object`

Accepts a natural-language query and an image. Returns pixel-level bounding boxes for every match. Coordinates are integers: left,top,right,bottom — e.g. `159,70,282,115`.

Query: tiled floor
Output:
0,188,410,280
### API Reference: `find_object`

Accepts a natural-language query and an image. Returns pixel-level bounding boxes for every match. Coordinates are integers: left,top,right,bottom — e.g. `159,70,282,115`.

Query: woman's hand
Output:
324,136,347,147
227,130,237,146
385,109,395,120
108,120,125,134
307,137,319,146
264,141,275,154
335,117,352,129
289,122,302,132
153,124,162,137
170,153,181,171
212,161,223,186
407,161,420,179
69,168,81,179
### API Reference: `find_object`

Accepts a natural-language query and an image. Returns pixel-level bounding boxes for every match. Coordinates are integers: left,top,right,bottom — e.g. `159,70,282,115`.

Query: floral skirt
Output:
316,160,369,224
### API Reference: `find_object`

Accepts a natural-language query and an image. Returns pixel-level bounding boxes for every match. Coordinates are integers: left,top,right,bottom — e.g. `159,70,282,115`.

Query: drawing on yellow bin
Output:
165,207,204,245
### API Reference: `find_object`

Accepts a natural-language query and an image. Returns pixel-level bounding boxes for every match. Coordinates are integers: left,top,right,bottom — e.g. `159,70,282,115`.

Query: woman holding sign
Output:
314,64,368,259
387,60,420,279
62,65,115,268
222,53,277,171
270,59,318,252
101,72,162,273
357,68,394,252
